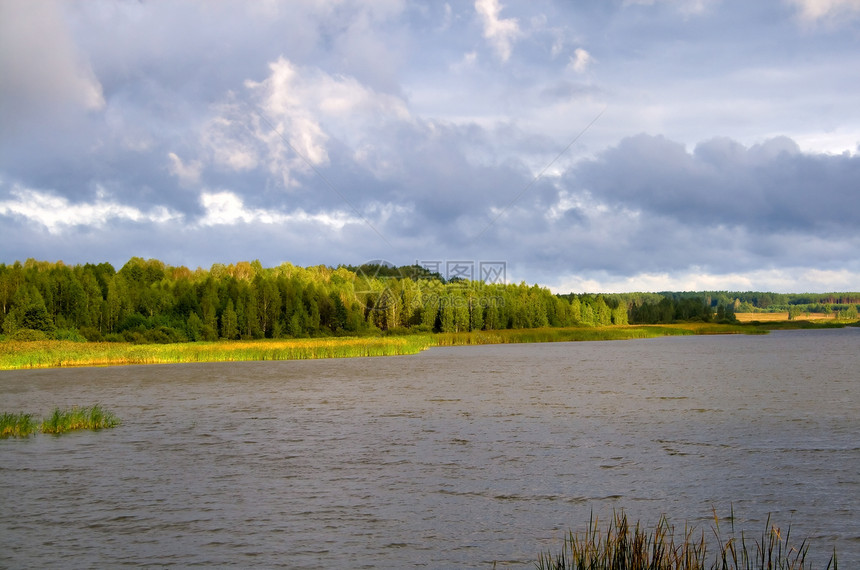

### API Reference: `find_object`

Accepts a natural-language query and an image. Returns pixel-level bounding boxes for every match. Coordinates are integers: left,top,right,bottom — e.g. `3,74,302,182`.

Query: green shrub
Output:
11,328,48,341
78,326,104,341
54,329,88,342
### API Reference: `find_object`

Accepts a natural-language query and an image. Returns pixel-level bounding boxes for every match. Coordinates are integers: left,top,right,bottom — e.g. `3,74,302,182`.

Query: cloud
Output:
621,0,716,15
451,51,479,72
573,134,860,234
1,2,859,294
787,0,860,22
548,267,860,294
0,0,104,137
216,56,413,190
475,0,522,62
0,185,180,234
326,0,409,92
249,58,331,169
167,153,202,187
198,190,355,229
203,110,262,174
568,48,593,73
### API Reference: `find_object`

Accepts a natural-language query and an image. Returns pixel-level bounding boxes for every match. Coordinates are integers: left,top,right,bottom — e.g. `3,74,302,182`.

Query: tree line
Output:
0,258,626,342
1,258,845,344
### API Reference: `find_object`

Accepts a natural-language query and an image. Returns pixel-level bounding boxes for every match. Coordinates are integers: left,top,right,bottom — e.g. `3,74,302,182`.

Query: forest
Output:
0,258,856,343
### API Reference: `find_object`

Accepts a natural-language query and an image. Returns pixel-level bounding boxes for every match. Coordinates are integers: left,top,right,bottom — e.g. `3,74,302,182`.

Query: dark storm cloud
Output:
573,134,860,234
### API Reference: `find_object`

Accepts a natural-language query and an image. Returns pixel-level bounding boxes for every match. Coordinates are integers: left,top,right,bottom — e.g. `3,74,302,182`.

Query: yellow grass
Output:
0,320,839,371
0,336,435,370
734,312,836,323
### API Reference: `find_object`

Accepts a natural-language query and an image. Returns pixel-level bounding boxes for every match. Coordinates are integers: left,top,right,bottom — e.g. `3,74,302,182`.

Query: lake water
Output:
1,328,858,568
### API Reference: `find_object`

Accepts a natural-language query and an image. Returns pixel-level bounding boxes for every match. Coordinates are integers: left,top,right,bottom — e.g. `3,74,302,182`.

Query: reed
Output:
434,326,657,347
0,412,38,438
434,323,758,347
536,511,837,570
0,336,436,370
39,405,121,435
0,323,766,370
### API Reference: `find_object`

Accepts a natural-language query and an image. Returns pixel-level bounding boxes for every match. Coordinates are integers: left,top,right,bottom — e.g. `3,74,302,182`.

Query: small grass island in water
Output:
1,405,120,437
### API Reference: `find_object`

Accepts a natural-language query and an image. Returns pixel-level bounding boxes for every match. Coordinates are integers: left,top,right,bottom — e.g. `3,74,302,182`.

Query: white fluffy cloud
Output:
549,268,860,294
568,48,593,73
0,186,180,234
198,190,355,229
475,0,522,62
204,57,414,189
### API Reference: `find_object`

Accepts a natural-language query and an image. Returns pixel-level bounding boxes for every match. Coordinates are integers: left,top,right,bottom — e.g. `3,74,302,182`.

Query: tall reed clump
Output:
0,336,437,369
434,326,686,347
0,412,38,438
38,405,121,435
535,511,837,570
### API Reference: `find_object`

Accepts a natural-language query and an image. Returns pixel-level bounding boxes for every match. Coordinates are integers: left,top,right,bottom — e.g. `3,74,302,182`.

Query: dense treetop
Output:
1,258,856,343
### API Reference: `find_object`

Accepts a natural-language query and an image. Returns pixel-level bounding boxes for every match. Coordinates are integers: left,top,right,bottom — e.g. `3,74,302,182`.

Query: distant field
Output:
734,311,835,322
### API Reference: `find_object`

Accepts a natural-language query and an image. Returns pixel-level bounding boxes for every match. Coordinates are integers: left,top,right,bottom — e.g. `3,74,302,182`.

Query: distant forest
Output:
1,258,858,343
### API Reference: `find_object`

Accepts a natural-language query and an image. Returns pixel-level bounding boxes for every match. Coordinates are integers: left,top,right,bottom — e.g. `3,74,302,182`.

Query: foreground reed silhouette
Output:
536,510,837,570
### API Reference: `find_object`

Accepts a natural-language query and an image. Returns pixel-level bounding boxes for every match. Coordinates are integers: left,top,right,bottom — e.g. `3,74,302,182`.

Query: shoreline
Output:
0,321,850,371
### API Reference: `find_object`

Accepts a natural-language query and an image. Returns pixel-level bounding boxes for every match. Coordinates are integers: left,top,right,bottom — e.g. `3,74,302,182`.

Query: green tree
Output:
611,303,628,325
221,299,239,339
255,275,281,337
3,287,55,336
468,296,484,331
105,275,131,332
288,310,304,337
595,297,612,326
421,297,438,330
580,299,595,326
439,298,455,333
239,285,261,339
328,292,348,332
186,312,204,341
483,300,500,330
569,297,582,324
80,270,105,330
453,295,470,332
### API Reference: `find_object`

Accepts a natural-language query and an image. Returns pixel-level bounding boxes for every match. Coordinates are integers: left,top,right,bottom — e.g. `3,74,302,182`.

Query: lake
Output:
1,328,858,568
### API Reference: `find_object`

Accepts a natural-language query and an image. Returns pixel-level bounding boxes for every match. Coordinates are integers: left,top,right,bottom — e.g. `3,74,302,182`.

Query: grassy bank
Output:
0,322,825,370
536,511,837,570
0,335,436,370
1,405,120,438
434,323,760,347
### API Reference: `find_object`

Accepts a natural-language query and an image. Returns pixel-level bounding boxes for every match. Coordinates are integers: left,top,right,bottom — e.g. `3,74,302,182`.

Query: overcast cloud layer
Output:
2,0,859,293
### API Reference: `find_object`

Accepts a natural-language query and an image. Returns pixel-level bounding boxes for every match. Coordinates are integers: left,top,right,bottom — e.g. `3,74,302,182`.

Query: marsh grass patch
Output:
1,406,120,437
536,510,837,570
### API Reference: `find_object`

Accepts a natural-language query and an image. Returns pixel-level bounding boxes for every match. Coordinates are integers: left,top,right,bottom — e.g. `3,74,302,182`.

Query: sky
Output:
1,0,859,293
